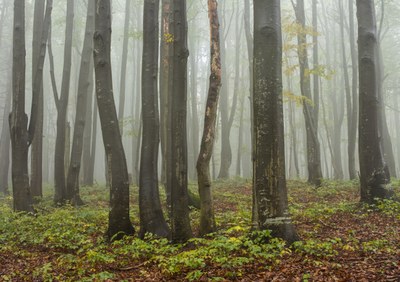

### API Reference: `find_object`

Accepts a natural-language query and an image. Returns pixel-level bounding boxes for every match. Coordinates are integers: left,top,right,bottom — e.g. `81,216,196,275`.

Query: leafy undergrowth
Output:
0,179,400,281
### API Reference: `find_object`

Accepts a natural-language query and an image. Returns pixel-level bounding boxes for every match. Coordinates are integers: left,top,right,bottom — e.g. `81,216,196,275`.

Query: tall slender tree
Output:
10,0,32,212
197,0,221,236
357,0,392,203
168,0,193,242
348,0,358,179
117,0,131,135
253,0,298,242
94,0,135,240
292,0,323,186
0,74,11,196
66,0,95,205
54,0,74,204
30,0,45,199
139,0,169,239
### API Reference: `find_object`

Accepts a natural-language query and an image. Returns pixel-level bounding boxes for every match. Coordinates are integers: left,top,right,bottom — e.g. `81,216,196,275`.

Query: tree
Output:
253,0,298,243
66,0,95,205
139,0,169,239
93,0,135,240
357,0,392,203
348,0,358,180
117,0,131,135
30,0,45,199
53,0,74,204
10,0,33,212
292,0,323,186
0,74,11,196
160,0,173,198
196,0,221,236
168,0,193,242
10,0,51,212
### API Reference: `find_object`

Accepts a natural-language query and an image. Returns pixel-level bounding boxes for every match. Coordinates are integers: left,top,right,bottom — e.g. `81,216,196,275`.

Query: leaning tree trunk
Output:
168,0,193,243
253,0,298,243
293,0,322,186
54,0,74,204
94,0,135,241
139,0,169,239
197,0,221,236
66,0,95,205
10,0,33,212
357,0,392,203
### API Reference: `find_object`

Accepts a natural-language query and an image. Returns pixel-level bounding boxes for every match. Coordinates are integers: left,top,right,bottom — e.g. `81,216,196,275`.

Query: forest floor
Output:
0,179,400,281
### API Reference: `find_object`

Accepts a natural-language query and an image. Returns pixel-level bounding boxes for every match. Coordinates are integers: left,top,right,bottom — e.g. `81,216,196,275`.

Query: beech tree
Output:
357,0,392,203
139,0,169,238
168,0,193,242
53,0,74,204
10,0,51,212
197,0,221,236
66,0,95,205
253,0,298,243
292,0,323,186
30,0,45,199
93,0,135,240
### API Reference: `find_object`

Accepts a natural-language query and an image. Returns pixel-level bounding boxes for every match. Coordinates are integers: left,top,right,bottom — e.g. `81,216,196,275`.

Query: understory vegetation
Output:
1,180,399,281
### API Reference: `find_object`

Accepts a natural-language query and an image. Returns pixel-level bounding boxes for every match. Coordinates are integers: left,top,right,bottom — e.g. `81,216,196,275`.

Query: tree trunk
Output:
10,0,33,212
293,0,323,186
30,0,45,199
66,0,95,205
54,0,74,204
94,0,135,240
139,0,169,239
348,0,358,179
82,62,95,186
188,36,199,180
0,75,11,195
357,0,392,203
160,0,173,199
197,0,221,236
168,0,192,243
253,0,298,243
117,0,131,135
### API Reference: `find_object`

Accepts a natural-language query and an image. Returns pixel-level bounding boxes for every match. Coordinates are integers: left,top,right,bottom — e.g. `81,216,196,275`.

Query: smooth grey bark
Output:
339,0,351,180
132,6,143,186
188,36,199,181
0,75,11,195
139,0,169,239
0,3,10,196
117,0,131,135
357,0,392,203
253,0,298,243
94,0,135,240
348,0,358,179
82,62,95,186
160,0,173,199
217,0,234,179
66,0,95,205
168,0,193,243
30,0,45,199
54,0,74,204
10,0,33,212
292,0,323,186
197,0,221,236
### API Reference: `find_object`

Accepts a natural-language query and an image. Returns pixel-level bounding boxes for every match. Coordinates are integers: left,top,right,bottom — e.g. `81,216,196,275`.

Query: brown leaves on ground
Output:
0,180,399,281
